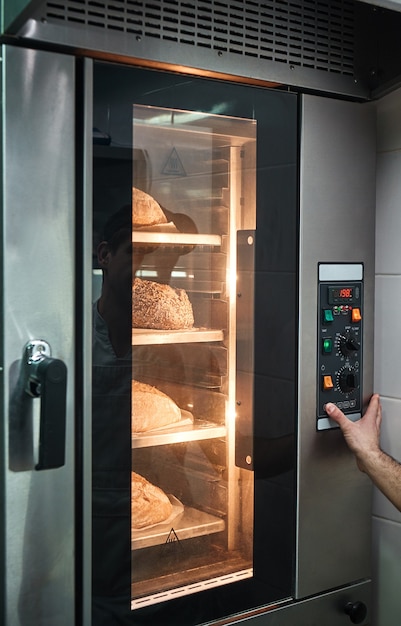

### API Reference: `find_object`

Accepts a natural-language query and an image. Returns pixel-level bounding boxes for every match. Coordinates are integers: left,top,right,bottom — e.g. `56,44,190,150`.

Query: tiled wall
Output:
373,87,401,624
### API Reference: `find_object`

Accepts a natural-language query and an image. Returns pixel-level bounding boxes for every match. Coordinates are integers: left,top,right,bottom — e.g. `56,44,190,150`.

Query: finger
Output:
365,394,381,423
377,402,382,425
324,402,348,426
374,395,382,428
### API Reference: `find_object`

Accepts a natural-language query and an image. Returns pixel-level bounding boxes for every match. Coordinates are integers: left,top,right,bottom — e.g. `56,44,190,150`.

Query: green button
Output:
323,309,334,323
323,338,333,353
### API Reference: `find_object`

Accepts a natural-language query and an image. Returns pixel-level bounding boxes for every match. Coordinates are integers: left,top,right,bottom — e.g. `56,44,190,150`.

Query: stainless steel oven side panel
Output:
296,94,376,598
2,45,75,625
81,56,94,626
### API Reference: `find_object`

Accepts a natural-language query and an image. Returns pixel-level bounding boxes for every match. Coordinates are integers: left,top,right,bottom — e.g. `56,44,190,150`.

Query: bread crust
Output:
131,471,172,529
132,278,194,330
132,187,168,227
132,380,181,432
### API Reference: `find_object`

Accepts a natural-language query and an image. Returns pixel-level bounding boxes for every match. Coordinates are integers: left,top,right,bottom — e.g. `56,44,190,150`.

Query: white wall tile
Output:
374,76,401,626
377,87,401,153
374,276,401,396
372,516,401,625
376,151,401,274
372,397,401,522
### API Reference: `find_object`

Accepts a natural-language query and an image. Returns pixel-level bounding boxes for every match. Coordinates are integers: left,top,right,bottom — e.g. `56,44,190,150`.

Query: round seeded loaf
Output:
132,278,194,330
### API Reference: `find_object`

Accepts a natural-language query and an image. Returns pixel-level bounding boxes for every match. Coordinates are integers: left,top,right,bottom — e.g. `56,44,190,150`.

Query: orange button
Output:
323,375,334,390
352,308,362,322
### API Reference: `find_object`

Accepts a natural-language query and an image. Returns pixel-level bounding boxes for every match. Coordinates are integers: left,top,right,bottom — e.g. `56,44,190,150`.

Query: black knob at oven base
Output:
344,600,367,624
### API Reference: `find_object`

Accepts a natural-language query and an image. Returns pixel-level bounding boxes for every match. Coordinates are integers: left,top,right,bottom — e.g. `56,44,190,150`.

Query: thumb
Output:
324,402,348,426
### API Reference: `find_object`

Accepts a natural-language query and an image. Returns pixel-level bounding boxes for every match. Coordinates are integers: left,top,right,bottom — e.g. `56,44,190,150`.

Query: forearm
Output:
359,448,401,512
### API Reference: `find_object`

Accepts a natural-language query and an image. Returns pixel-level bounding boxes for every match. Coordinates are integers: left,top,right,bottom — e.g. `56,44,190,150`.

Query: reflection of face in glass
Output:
96,226,134,359
97,231,132,305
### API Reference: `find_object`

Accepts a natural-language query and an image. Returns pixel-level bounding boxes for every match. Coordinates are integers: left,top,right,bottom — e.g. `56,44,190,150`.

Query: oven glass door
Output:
92,63,298,626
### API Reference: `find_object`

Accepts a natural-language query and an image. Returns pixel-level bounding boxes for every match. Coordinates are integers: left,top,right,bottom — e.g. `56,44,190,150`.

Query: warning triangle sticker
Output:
162,147,186,177
165,528,180,544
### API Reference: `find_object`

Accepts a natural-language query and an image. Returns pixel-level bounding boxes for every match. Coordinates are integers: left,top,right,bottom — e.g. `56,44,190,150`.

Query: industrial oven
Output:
0,2,378,625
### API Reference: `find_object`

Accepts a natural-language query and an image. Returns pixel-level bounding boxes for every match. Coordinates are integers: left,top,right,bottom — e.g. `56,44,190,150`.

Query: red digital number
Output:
340,288,351,298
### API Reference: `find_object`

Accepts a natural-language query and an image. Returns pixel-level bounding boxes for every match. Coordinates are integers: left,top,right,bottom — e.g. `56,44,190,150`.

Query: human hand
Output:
325,394,382,472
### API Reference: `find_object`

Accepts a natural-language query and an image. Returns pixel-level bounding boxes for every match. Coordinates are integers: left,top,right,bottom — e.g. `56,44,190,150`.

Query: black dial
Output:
344,601,367,624
339,332,360,357
338,366,359,393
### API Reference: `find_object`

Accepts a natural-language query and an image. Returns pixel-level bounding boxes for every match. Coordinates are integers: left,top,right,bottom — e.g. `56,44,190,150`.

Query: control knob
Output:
344,600,367,624
338,366,359,394
339,332,360,357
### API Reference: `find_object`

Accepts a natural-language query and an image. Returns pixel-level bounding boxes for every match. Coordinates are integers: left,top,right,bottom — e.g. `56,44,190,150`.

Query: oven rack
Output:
133,232,221,247
132,328,224,345
132,418,226,449
131,504,225,551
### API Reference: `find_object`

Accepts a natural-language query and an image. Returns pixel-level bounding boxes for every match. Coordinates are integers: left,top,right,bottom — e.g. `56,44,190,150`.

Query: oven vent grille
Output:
43,0,356,76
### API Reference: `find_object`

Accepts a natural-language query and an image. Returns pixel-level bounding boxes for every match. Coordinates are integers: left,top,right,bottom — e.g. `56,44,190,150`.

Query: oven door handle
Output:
235,230,255,470
23,339,68,471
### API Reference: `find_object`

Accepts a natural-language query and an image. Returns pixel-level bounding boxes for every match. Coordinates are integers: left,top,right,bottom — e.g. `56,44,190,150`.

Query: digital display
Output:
334,287,353,299
328,285,357,304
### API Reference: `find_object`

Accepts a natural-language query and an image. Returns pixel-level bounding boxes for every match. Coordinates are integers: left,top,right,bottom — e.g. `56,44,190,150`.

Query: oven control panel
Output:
316,263,364,431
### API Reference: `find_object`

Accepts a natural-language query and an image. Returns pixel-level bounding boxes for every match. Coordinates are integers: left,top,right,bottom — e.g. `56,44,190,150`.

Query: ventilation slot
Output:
42,0,356,76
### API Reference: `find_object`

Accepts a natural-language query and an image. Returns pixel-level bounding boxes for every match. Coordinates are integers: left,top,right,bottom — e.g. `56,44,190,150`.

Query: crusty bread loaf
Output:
132,278,194,330
131,471,172,529
132,187,168,227
132,380,181,432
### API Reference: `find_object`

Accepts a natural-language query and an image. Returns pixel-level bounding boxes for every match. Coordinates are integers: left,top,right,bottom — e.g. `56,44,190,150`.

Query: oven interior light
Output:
136,269,192,279
137,270,158,278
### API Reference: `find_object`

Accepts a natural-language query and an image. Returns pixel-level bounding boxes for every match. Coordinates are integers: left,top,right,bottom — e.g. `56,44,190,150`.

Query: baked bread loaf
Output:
132,380,181,432
131,471,172,529
133,278,194,330
132,187,168,227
